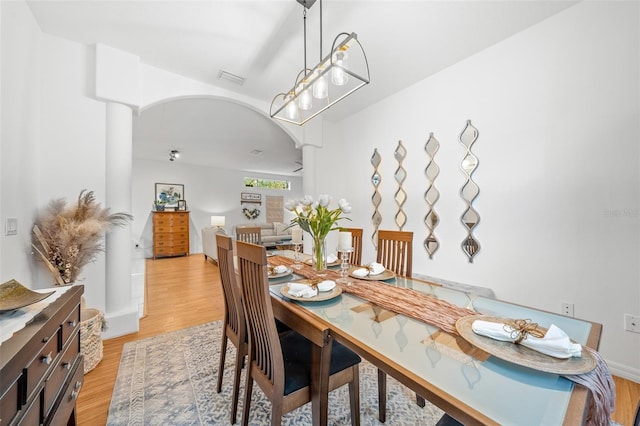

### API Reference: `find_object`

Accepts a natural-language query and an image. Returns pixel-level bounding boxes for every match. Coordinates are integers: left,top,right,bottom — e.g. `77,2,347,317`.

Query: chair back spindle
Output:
376,230,413,278
345,227,363,266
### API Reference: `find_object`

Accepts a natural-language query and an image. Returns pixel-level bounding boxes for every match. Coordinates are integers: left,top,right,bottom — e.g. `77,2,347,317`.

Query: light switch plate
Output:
5,218,17,236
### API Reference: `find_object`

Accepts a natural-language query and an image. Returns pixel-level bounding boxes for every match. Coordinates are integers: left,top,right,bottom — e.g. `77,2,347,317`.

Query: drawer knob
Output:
70,382,82,400
42,336,49,343
68,320,77,327
41,352,53,365
63,362,71,370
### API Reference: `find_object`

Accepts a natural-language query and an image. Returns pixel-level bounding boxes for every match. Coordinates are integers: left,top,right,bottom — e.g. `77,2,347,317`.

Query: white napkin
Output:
352,262,386,277
317,280,336,292
352,268,369,277
326,253,338,263
273,265,288,274
368,262,385,275
472,320,582,359
287,283,318,298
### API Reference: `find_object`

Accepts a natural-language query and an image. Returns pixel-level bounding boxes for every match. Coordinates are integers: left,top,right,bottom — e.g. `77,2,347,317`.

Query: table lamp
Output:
211,215,226,234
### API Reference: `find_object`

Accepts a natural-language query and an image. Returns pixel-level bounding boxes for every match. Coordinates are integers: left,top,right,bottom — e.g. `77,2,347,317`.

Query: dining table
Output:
264,250,603,426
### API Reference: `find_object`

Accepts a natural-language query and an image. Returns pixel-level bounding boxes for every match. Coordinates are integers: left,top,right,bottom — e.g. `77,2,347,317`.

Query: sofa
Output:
234,222,293,247
202,227,226,262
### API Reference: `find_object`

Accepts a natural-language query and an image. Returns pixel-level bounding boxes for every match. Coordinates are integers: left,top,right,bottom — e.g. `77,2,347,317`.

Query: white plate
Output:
268,267,293,279
281,282,343,302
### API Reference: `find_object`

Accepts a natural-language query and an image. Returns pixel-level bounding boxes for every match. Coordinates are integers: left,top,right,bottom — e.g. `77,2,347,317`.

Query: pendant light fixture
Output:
270,0,370,126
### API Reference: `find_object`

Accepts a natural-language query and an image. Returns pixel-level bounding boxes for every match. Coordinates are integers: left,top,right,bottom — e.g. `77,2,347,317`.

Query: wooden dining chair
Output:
215,234,247,424
236,226,262,245
236,240,362,426
376,230,413,277
345,227,363,266
375,229,421,421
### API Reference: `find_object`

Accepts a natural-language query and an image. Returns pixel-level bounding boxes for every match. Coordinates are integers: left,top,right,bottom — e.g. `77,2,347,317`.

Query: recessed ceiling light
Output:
217,70,245,86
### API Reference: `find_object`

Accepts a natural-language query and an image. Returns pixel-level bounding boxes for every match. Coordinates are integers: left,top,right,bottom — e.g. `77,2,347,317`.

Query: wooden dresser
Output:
153,211,190,259
0,285,84,426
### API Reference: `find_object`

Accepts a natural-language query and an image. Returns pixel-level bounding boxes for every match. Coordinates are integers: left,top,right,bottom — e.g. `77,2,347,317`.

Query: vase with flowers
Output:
285,194,351,272
32,189,133,285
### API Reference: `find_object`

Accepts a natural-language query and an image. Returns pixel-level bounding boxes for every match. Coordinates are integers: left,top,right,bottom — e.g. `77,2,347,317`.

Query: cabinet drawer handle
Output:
63,362,71,370
70,382,82,400
68,320,77,327
42,336,49,343
41,352,53,365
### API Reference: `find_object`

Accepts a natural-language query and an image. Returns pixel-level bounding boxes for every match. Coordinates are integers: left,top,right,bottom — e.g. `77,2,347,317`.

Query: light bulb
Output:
312,69,328,99
332,49,349,86
285,94,299,120
298,82,312,110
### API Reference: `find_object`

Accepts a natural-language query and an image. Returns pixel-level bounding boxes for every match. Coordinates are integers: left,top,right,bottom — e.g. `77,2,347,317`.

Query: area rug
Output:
107,321,444,425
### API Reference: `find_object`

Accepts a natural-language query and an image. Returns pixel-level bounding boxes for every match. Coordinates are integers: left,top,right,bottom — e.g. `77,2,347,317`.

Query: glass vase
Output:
312,238,327,273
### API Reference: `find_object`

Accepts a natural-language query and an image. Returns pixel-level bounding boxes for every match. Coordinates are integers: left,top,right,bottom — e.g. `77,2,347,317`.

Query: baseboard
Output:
607,358,640,383
103,306,140,339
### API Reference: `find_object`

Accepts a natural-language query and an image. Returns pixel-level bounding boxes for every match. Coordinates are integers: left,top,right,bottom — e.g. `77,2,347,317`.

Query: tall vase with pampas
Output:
32,189,133,372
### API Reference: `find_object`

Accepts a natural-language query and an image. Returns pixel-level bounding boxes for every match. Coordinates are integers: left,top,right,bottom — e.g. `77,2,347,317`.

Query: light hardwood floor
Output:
77,254,640,425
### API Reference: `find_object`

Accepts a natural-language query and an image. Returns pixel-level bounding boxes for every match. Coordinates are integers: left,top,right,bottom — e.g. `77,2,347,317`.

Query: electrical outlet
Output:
561,302,574,317
624,314,640,333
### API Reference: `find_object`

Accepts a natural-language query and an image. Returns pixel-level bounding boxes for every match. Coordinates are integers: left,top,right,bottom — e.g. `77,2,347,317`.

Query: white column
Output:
302,144,317,254
104,102,138,336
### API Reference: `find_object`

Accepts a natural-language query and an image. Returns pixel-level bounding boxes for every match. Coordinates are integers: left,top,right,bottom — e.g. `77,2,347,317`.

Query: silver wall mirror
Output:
371,149,382,247
394,140,407,230
459,120,480,262
424,133,440,259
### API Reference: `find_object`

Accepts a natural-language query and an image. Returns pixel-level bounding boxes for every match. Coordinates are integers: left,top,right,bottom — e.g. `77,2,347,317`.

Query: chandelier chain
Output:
303,3,307,73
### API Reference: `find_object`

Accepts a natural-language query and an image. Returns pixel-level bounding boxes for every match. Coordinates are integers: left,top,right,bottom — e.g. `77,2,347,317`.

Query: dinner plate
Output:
455,315,597,374
268,267,293,279
303,259,341,267
281,281,343,302
0,279,55,312
347,266,395,281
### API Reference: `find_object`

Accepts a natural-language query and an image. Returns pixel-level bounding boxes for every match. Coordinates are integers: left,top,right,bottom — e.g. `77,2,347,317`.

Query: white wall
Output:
132,159,303,258
0,1,42,286
318,1,640,379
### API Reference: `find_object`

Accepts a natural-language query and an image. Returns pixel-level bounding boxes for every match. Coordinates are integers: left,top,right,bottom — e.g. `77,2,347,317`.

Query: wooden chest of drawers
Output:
0,285,84,426
153,211,190,259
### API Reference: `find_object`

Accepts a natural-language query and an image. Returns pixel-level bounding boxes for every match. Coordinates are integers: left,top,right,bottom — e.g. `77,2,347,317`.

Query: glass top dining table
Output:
266,250,601,425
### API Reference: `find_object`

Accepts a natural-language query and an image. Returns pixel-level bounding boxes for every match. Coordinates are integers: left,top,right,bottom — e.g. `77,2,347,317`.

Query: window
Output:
244,177,290,190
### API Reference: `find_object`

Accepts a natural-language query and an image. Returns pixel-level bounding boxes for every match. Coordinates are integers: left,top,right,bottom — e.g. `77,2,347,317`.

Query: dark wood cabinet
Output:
0,285,84,426
153,211,190,259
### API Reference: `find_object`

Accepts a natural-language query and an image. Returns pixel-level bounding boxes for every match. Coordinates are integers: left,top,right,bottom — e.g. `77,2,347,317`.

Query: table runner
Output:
0,285,72,343
270,255,477,335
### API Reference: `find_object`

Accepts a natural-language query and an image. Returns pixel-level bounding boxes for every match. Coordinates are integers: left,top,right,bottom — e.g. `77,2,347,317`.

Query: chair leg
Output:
349,365,361,426
271,402,283,426
241,373,253,426
216,334,228,393
416,393,426,407
377,368,387,423
231,347,244,424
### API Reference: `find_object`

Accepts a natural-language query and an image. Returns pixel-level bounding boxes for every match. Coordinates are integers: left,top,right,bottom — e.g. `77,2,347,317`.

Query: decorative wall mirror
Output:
459,120,480,262
394,140,407,230
424,133,440,259
371,149,382,248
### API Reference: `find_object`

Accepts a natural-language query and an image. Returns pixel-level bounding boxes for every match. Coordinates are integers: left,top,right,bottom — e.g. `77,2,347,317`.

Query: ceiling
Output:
26,0,577,176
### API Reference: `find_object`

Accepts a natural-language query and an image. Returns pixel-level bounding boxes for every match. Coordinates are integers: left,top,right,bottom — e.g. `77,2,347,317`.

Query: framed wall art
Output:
155,183,184,209
241,192,262,203
177,200,187,211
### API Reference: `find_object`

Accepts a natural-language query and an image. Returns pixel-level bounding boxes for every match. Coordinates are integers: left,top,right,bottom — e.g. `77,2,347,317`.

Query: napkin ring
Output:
504,319,545,344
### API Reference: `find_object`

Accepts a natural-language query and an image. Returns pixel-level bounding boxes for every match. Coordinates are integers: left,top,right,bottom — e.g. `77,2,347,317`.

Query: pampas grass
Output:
32,190,133,285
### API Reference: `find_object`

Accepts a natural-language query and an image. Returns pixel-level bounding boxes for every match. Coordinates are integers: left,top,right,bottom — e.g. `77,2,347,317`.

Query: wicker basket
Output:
80,308,105,374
